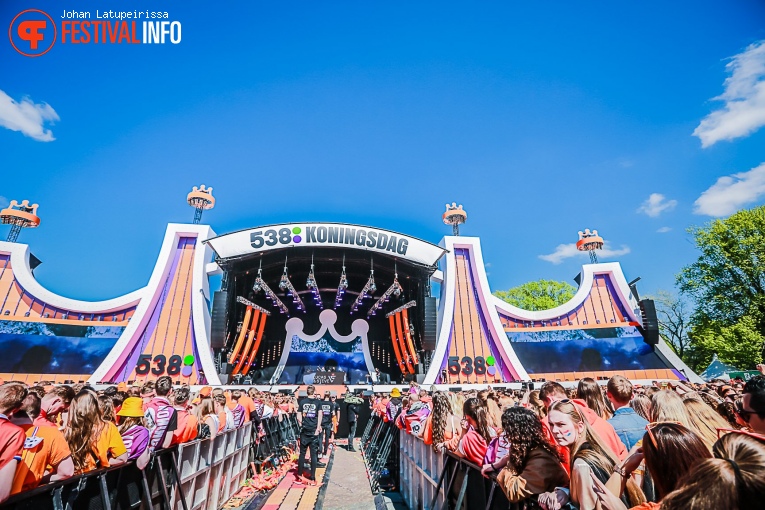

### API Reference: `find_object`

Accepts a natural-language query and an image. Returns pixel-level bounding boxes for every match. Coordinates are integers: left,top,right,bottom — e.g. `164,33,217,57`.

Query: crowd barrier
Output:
361,416,399,494
2,422,252,510
400,432,530,510
250,414,300,470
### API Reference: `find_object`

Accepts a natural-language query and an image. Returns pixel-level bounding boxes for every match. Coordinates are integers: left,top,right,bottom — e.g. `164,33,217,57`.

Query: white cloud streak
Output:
637,193,677,217
0,89,59,142
693,40,765,147
657,227,672,233
539,242,631,265
694,162,765,216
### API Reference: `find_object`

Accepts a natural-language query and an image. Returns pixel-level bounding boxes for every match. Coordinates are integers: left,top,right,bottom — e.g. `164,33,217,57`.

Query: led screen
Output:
277,330,369,384
0,320,122,375
507,326,669,374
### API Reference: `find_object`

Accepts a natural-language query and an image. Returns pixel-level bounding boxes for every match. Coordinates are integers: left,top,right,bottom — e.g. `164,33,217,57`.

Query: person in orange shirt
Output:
64,391,127,473
10,394,74,494
171,388,198,445
234,391,255,423
34,386,75,429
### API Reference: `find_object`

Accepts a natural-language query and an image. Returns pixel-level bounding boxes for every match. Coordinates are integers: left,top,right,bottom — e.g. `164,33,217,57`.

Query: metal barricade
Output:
361,415,399,494
249,414,300,473
400,431,532,510
3,423,252,510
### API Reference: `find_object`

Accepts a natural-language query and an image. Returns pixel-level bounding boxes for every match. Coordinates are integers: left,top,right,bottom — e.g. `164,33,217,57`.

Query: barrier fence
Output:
361,416,399,494
250,414,300,471
400,432,531,510
2,422,252,510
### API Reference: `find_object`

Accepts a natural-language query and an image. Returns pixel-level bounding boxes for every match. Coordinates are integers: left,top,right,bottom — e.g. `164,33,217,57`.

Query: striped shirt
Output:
121,425,149,460
145,397,178,450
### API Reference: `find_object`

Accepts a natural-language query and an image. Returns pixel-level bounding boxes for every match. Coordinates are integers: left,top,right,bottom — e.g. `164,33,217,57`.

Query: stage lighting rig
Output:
278,259,306,313
306,256,323,309
235,296,272,315
350,264,376,314
385,300,417,318
367,273,403,318
334,257,349,309
252,268,290,316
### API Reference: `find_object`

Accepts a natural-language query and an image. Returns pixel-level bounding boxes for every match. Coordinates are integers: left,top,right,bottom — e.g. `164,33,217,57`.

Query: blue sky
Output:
1,1,764,302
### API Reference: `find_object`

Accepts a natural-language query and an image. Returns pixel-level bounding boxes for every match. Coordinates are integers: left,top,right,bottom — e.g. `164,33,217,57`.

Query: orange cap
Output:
117,382,127,392
199,386,212,397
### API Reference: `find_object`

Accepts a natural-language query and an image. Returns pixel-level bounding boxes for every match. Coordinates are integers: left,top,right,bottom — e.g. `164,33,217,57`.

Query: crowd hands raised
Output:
380,374,765,510
0,376,299,503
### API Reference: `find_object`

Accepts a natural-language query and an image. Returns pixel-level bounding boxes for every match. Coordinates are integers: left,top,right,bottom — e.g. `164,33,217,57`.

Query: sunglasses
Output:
645,421,682,449
716,427,765,442
734,400,758,421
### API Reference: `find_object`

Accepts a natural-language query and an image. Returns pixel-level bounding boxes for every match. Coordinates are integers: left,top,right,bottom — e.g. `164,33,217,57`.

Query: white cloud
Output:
539,242,631,265
657,227,672,233
637,193,677,217
694,162,765,216
0,89,59,142
693,40,765,147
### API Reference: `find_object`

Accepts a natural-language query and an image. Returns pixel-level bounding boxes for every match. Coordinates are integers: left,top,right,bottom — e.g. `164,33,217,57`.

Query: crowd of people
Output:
380,373,765,510
0,376,299,503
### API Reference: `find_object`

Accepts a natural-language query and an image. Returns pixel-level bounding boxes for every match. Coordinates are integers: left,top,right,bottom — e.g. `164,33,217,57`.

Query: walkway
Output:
255,439,377,510
321,441,376,510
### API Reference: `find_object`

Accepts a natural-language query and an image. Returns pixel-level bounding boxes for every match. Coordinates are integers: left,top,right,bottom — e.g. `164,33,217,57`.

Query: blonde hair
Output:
682,398,732,452
450,392,465,420
650,390,692,428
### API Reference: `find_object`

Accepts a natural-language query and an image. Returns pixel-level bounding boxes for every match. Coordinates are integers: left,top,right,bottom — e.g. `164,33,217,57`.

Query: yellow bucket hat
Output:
390,388,401,398
116,397,145,417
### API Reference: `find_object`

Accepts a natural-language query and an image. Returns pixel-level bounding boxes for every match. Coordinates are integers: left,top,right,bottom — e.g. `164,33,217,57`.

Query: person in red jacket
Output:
539,382,627,464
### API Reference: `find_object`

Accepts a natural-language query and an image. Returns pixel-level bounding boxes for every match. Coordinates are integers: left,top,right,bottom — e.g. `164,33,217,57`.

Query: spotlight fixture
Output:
367,273,403,318
350,261,375,314
334,256,349,309
306,255,323,309
278,257,306,312
252,268,290,316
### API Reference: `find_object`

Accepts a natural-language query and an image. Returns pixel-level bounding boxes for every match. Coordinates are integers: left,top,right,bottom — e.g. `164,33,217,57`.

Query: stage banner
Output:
205,222,446,266
313,370,346,384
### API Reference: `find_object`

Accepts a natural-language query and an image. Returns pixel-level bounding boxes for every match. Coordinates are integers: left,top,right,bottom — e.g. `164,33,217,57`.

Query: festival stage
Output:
0,196,702,386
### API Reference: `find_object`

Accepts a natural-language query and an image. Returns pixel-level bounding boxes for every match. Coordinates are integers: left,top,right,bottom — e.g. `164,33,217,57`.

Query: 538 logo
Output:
9,9,57,57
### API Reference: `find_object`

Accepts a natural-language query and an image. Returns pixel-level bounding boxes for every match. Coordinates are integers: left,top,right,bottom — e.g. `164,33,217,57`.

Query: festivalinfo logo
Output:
9,8,182,57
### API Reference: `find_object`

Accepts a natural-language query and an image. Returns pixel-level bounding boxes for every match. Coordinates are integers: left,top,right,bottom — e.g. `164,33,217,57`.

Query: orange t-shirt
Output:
217,411,227,433
11,425,72,494
172,409,199,445
237,395,255,423
80,421,127,473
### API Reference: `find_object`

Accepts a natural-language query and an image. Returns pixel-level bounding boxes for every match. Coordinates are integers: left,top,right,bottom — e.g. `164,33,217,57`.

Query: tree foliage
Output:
684,314,764,371
494,279,576,311
677,206,765,327
677,205,765,370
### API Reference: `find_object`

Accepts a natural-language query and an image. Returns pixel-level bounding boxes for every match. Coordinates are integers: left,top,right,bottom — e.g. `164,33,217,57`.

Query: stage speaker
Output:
415,374,426,384
638,298,660,345
210,290,229,349
219,362,232,375
218,374,229,385
422,297,438,351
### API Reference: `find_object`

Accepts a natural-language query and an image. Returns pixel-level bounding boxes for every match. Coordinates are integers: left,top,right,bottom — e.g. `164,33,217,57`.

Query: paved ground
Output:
321,440,377,510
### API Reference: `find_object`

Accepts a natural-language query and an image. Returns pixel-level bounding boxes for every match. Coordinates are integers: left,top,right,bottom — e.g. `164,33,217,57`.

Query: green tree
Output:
677,206,765,327
677,205,765,368
494,279,576,311
684,314,764,371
